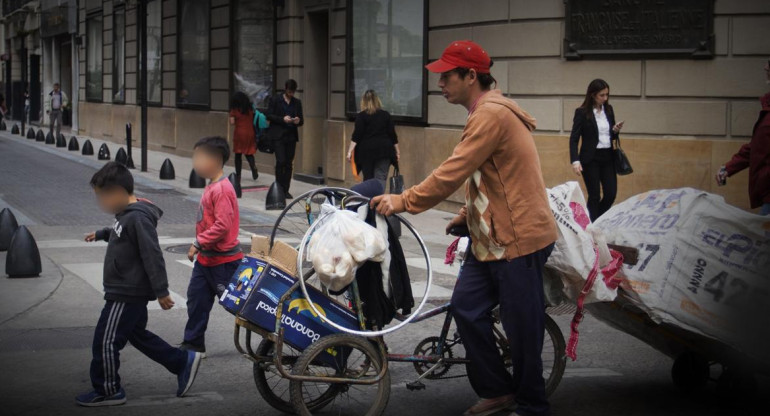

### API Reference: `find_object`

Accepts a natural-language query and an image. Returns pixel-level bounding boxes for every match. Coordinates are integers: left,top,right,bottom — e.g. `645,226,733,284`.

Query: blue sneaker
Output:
177,350,202,397
75,388,127,407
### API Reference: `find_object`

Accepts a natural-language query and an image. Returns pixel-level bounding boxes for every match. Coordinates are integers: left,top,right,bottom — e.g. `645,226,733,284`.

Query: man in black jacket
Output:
265,79,304,198
76,162,202,407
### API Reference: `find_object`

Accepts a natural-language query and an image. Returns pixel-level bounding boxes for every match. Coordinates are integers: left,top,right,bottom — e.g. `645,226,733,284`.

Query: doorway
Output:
297,8,329,182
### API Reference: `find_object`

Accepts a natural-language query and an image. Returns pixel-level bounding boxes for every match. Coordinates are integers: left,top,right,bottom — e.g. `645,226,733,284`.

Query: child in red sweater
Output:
181,137,243,356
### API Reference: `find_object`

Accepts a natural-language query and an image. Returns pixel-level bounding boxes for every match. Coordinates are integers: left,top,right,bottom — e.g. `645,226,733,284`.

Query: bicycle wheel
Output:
253,339,338,413
290,334,390,416
492,311,566,397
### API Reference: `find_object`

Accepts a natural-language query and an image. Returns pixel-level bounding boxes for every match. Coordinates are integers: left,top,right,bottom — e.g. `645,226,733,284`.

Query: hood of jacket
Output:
476,90,537,132
117,199,163,226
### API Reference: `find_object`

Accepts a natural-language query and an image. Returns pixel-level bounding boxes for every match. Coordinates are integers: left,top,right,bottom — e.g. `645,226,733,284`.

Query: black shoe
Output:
285,192,293,199
251,168,259,181
179,341,207,359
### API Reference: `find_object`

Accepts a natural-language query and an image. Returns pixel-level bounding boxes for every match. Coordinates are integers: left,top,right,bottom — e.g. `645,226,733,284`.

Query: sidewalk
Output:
0,127,457,246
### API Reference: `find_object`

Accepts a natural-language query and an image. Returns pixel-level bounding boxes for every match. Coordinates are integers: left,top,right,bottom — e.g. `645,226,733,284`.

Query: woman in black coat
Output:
569,79,625,222
346,90,399,188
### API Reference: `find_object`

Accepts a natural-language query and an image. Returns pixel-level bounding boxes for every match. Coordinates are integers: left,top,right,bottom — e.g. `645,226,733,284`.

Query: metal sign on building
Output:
564,0,715,59
40,0,77,37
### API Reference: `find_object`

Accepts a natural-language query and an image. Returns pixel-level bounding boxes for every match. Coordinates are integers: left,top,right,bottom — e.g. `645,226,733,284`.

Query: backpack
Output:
253,105,273,153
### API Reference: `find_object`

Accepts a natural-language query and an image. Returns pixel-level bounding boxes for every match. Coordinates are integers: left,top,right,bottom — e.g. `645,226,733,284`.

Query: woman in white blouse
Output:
569,79,625,221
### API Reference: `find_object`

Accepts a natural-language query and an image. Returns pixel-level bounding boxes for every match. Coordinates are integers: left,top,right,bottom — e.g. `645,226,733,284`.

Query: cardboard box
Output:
250,234,299,276
239,264,359,368
219,256,269,315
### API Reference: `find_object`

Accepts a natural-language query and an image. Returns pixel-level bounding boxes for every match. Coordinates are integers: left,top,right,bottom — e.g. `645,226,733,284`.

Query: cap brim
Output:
425,59,458,74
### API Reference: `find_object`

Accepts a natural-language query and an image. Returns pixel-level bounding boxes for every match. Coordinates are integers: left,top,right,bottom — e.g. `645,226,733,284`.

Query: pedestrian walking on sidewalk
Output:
716,59,770,216
77,162,202,407
47,82,68,138
371,40,558,416
265,79,303,199
346,89,400,189
569,79,624,222
182,137,243,356
230,91,259,183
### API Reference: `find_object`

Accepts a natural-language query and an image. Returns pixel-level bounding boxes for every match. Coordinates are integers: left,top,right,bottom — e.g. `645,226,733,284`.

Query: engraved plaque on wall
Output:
564,0,714,60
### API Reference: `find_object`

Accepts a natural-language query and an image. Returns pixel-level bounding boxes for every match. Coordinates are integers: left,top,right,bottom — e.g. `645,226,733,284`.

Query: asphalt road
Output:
0,134,765,416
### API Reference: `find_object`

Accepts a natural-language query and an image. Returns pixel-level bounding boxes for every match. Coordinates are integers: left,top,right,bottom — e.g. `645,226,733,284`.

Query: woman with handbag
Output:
569,78,626,222
346,90,400,188
229,91,258,183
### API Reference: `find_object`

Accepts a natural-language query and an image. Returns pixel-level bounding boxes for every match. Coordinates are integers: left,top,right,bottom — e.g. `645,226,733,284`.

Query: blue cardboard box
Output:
219,256,269,315
239,264,360,368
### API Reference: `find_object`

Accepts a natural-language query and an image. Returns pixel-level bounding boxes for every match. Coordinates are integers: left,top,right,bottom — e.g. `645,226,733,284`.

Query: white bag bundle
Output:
307,204,388,292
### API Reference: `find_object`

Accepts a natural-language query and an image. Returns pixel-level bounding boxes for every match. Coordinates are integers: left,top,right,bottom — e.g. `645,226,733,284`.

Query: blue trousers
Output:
760,203,770,216
184,260,240,347
90,301,187,395
451,244,554,416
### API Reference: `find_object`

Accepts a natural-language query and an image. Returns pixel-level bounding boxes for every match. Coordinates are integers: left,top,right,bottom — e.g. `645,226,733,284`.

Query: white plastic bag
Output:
307,204,388,291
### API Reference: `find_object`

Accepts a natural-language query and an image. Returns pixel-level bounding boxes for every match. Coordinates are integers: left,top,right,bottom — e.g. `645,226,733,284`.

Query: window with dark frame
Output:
86,13,103,102
347,0,426,121
233,0,275,110
138,0,162,105
177,0,210,109
113,7,126,103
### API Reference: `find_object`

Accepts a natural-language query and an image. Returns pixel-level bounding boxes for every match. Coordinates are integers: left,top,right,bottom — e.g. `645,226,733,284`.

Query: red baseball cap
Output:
426,40,492,74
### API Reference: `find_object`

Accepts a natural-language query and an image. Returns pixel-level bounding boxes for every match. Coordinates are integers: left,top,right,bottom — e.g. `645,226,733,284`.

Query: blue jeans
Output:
451,244,554,416
761,203,770,216
184,260,241,347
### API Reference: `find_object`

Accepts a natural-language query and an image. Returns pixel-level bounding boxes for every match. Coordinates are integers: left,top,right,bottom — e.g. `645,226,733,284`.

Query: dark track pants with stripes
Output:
90,300,188,395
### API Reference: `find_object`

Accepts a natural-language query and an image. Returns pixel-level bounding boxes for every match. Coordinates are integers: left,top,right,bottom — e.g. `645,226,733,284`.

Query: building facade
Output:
4,0,770,212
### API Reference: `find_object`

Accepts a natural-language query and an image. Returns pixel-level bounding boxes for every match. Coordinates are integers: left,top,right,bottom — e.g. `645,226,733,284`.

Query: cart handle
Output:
296,195,434,338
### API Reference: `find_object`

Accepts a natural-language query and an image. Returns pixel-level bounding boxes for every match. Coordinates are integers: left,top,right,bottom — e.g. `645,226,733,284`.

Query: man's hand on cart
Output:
445,215,466,235
370,194,402,217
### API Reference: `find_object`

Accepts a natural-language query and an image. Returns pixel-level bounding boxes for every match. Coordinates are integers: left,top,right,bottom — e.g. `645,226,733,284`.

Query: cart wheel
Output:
412,336,454,379
269,188,359,248
671,352,709,394
253,339,339,413
491,311,566,397
716,367,758,402
290,334,390,416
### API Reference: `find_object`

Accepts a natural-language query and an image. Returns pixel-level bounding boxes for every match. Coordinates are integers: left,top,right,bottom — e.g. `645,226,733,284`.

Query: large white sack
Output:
593,188,770,360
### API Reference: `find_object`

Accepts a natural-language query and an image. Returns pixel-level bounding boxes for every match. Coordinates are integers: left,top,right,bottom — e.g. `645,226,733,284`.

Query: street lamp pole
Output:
139,0,148,172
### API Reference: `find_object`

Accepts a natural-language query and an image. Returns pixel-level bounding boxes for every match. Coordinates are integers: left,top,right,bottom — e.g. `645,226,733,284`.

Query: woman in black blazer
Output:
569,79,624,221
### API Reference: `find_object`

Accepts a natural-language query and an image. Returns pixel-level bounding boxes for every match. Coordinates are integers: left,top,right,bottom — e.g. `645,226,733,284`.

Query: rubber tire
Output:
290,334,390,416
543,314,567,398
716,367,758,402
671,352,710,394
253,339,337,413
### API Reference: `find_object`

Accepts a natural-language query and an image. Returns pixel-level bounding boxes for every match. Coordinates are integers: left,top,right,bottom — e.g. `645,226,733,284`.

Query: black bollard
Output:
26,128,35,139
0,120,5,130
115,148,128,165
45,130,55,145
0,208,20,251
189,169,206,188
11,124,20,134
228,173,242,199
5,226,42,278
56,133,67,148
68,136,79,151
159,158,175,180
35,129,45,142
82,140,94,155
125,123,135,169
98,143,111,160
265,182,286,210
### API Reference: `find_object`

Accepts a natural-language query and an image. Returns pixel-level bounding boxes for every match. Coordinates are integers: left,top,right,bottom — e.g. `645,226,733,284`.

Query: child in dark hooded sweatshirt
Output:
76,162,202,407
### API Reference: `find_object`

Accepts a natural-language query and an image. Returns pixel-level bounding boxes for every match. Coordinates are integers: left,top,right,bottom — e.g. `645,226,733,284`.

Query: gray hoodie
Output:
95,200,169,302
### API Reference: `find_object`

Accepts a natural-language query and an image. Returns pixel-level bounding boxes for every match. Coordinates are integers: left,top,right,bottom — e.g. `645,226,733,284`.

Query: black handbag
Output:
613,138,633,176
387,163,404,237
389,163,404,194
